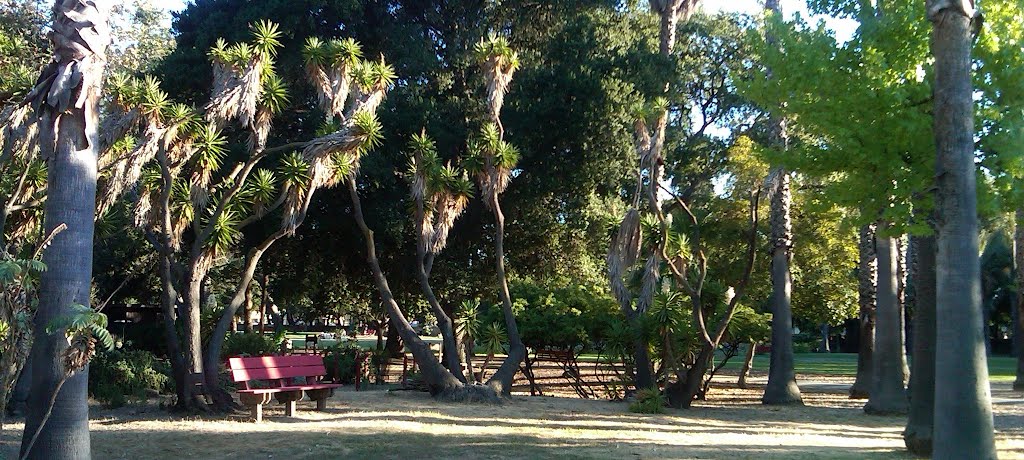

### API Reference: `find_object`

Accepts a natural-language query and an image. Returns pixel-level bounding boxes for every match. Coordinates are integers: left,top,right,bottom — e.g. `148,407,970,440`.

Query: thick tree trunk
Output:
738,342,756,389
242,279,253,333
850,224,877,399
484,192,526,396
180,272,206,408
21,2,109,457
904,234,936,455
762,166,802,405
666,344,714,408
864,231,907,415
1015,209,1024,390
929,4,997,457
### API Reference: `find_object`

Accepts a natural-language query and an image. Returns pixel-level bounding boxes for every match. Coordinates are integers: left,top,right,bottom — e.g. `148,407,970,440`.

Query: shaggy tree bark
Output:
762,170,802,405
850,224,877,399
928,1,997,457
1016,209,1024,390
864,230,907,415
904,234,936,455
896,237,910,382
21,1,111,457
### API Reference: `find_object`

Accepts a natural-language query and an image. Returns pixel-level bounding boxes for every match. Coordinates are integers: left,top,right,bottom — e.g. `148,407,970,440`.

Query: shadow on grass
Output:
74,426,910,460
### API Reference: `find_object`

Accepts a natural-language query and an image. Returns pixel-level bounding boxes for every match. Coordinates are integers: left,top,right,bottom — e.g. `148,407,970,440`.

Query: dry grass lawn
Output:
1,376,1022,459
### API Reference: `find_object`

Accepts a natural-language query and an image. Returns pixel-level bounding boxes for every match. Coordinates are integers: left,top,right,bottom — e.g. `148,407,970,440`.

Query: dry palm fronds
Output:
99,105,140,153
247,107,273,153
607,208,643,310
635,252,660,315
0,105,35,164
96,121,166,217
428,191,470,253
205,57,264,130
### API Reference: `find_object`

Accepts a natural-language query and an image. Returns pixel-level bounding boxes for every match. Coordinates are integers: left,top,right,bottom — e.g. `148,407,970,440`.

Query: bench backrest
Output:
228,355,327,389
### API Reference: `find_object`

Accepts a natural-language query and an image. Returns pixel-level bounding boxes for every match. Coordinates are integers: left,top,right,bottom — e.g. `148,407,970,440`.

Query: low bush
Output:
89,348,172,408
629,388,666,414
221,331,284,359
322,340,363,384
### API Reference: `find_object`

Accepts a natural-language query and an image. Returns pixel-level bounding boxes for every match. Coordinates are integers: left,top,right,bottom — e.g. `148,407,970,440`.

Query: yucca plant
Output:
478,321,507,382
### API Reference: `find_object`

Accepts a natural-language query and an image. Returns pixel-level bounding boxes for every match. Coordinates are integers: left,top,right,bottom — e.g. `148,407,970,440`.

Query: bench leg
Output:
284,400,296,417
251,403,263,422
316,398,327,411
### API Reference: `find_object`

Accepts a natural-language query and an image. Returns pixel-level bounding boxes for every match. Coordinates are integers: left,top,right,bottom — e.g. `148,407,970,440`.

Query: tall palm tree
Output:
903,234,936,455
1015,209,1024,390
20,0,111,458
864,228,907,415
850,223,877,398
761,0,802,406
928,1,997,457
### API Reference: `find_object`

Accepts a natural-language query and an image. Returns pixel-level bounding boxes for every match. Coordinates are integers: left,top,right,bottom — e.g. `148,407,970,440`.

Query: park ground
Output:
1,353,1023,459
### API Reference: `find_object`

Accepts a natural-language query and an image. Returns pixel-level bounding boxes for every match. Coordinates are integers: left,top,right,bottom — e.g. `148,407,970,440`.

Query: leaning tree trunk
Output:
1015,209,1024,390
203,231,288,410
347,178,492,401
484,191,527,396
21,2,110,457
929,2,997,457
864,230,907,415
904,234,936,456
738,342,756,389
850,223,877,399
763,168,802,405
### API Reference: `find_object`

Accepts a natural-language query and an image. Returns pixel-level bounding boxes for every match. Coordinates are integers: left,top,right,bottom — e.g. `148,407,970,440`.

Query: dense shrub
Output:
629,388,666,414
322,339,363,384
221,331,284,359
489,280,619,352
89,349,172,408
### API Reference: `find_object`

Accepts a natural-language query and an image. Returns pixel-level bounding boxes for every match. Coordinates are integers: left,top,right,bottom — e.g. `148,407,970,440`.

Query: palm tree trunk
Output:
850,223,877,399
896,236,910,382
864,229,907,415
904,234,936,455
20,2,110,457
763,168,802,405
929,3,997,457
1015,209,1024,390
259,274,268,333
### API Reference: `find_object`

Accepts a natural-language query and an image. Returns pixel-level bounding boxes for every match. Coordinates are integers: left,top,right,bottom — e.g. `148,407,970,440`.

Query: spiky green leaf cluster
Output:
352,59,396,91
260,74,290,114
352,110,384,154
191,125,227,171
278,152,310,191
474,34,520,71
466,123,519,173
242,168,278,210
205,209,241,253
250,20,282,57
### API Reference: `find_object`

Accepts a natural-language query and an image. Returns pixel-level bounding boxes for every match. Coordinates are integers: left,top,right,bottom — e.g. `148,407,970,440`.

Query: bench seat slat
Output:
228,355,323,370
237,383,341,394
230,364,327,383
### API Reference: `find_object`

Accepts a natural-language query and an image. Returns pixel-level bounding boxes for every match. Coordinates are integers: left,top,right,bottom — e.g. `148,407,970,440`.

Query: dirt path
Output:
1,375,1021,459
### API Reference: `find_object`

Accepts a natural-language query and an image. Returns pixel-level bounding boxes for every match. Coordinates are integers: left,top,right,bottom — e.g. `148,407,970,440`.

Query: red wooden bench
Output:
228,355,342,422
